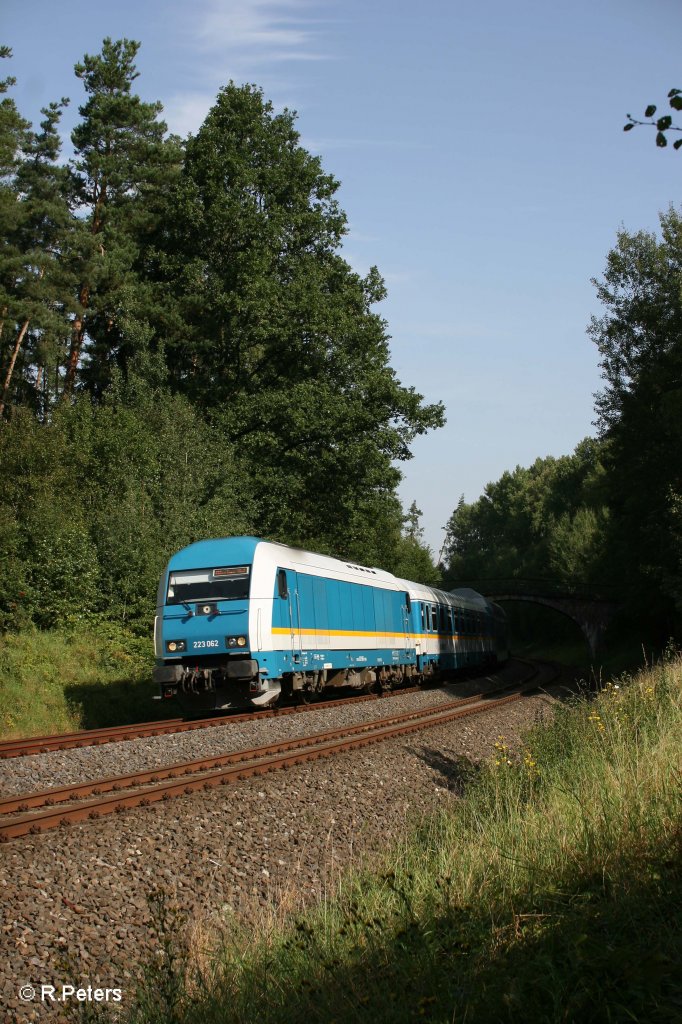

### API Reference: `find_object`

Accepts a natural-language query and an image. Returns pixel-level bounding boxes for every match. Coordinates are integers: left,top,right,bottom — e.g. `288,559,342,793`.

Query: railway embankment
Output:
0,626,159,741
0,656,678,1022
122,653,681,1024
0,664,555,1020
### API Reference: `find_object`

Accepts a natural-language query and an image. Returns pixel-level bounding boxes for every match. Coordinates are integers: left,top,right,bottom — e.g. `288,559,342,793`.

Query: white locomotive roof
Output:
256,539,399,588
167,537,491,609
393,578,489,610
449,587,491,610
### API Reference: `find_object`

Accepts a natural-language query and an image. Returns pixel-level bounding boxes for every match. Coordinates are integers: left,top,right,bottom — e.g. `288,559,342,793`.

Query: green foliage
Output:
589,209,682,623
1,99,76,416
66,36,183,397
624,89,682,149
442,437,612,588
0,373,255,631
0,624,158,739
147,82,443,557
391,501,441,585
442,206,682,639
0,40,445,640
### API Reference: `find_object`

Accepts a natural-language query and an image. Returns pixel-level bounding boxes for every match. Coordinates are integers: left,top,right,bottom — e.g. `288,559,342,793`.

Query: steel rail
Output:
0,667,551,842
0,687,424,759
0,682,524,816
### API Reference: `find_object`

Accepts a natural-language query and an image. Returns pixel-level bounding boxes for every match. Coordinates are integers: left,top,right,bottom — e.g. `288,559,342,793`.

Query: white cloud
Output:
164,92,215,138
194,0,327,67
164,0,329,135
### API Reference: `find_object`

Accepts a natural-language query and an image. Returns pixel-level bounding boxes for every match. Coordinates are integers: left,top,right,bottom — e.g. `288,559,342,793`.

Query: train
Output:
153,536,508,712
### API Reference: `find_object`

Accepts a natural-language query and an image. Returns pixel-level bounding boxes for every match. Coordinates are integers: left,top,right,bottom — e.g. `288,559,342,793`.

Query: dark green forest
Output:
1,38,680,648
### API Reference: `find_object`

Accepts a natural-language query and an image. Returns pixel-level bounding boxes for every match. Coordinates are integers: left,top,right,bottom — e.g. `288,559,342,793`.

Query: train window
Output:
431,605,437,631
439,606,446,631
167,566,250,604
405,593,412,613
425,605,431,631
277,569,288,599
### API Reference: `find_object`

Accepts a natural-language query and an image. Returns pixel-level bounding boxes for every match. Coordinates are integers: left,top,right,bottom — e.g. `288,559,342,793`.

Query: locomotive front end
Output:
153,549,279,711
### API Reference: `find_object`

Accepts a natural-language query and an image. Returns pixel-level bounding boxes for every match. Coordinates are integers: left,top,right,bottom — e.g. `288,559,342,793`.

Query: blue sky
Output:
4,0,682,555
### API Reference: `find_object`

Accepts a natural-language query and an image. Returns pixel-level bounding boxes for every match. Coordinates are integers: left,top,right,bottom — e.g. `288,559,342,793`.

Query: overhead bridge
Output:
452,580,621,659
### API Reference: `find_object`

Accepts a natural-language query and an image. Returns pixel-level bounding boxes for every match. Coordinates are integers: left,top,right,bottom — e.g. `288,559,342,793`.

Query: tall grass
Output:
0,625,161,739
121,652,681,1024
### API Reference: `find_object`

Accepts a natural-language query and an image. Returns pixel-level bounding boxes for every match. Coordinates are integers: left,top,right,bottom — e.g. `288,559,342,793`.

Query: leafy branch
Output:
624,89,682,148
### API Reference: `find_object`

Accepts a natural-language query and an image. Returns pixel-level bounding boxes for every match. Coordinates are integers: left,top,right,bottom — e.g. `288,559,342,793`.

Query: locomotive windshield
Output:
166,566,251,604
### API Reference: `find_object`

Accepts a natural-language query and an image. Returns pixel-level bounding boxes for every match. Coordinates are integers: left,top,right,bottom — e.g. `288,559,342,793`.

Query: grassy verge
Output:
0,624,165,739
121,653,681,1024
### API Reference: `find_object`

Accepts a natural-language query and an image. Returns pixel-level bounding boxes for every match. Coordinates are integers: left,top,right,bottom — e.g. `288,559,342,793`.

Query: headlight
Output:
226,635,248,648
166,639,186,653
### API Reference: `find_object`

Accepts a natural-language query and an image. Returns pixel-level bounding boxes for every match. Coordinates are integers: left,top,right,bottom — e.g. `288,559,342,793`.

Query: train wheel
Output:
296,671,322,704
296,686,317,705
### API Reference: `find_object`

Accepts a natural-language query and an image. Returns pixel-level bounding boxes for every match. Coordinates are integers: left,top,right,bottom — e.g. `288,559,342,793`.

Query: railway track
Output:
0,686,425,760
0,663,555,842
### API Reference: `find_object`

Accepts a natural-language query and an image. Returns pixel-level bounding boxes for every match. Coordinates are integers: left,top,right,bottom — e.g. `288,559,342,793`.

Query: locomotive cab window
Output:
277,568,289,599
167,565,250,605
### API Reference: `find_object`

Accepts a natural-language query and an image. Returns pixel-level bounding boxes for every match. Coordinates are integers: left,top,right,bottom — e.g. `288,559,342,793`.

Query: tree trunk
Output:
0,318,30,418
62,285,88,399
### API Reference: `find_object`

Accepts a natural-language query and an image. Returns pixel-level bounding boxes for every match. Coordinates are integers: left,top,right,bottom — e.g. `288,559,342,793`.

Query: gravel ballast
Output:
0,666,529,799
0,665,569,1020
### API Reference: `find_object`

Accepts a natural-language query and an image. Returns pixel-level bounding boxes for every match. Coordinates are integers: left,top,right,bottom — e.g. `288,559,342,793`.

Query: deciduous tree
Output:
151,83,444,560
589,209,682,622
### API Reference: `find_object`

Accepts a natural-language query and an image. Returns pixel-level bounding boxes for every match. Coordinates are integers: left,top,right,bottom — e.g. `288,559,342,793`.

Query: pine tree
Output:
63,37,181,397
0,101,76,416
0,46,30,410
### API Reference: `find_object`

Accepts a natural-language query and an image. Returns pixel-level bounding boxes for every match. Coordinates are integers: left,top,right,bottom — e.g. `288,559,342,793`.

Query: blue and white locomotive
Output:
153,536,508,711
